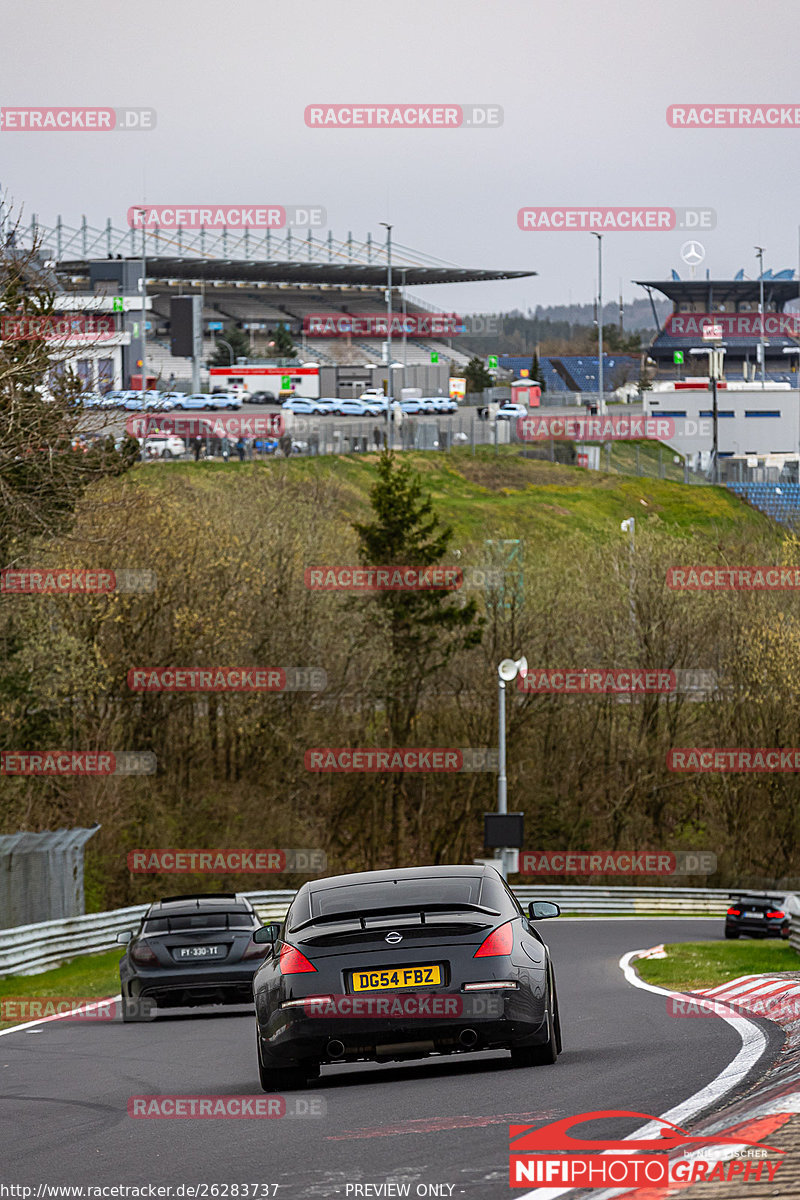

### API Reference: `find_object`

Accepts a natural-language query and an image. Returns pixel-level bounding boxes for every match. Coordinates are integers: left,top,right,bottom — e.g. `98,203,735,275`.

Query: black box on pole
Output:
484,812,524,849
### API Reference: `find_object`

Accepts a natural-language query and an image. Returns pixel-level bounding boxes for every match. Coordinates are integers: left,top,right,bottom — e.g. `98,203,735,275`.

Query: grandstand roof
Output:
635,278,800,307
57,256,535,288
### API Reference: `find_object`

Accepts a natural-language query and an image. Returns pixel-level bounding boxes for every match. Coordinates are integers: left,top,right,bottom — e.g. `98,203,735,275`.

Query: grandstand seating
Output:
727,481,800,526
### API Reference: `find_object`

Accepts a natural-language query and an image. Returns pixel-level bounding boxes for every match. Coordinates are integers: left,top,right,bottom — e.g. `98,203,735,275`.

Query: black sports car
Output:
725,893,790,940
117,893,271,1020
252,864,562,1090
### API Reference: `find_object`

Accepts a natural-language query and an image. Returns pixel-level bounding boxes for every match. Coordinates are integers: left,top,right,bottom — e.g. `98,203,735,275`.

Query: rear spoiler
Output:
291,900,501,934
727,893,785,903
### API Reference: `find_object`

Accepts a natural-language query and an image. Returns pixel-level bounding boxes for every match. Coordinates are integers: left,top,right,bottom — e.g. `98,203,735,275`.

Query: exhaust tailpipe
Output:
326,1039,345,1058
459,1028,478,1048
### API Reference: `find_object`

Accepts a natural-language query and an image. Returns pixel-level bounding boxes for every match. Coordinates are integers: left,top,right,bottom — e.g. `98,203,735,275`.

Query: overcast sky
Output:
2,0,800,317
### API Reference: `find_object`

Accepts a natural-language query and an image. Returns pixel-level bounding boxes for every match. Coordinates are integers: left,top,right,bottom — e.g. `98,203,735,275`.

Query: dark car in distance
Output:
725,893,791,940
252,864,562,1090
117,893,271,1020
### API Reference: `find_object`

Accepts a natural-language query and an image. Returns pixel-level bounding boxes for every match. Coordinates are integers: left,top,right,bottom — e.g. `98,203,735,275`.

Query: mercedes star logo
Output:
680,240,706,266
385,931,403,944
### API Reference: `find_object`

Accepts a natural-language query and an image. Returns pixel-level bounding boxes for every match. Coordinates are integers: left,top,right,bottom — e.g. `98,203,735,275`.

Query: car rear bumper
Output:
126,966,258,1007
725,917,787,938
257,989,550,1065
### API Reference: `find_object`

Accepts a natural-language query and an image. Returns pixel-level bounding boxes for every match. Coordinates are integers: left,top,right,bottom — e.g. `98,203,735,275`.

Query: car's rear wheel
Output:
256,1029,308,1091
511,986,559,1067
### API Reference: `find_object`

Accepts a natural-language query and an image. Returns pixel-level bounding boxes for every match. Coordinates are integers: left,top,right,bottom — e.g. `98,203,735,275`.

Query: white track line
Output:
516,946,770,1200
0,994,121,1037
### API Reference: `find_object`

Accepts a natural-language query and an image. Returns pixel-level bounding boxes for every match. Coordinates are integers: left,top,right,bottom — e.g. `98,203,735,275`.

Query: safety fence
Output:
790,914,800,957
0,885,738,979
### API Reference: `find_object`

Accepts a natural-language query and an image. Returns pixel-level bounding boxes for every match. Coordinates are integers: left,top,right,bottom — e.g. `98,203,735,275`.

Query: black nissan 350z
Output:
252,864,562,1089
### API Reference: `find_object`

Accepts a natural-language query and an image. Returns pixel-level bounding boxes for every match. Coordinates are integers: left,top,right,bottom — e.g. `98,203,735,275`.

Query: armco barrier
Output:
0,886,737,980
790,913,800,957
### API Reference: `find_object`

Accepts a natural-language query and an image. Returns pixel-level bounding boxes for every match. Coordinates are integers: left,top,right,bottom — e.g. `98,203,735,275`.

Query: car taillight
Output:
242,938,270,960
767,910,785,920
279,943,317,974
473,921,514,958
727,908,741,916
130,942,158,966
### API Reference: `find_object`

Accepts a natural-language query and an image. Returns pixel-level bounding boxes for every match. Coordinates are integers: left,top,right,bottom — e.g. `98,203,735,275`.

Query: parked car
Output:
282,397,327,415
247,390,277,405
359,388,385,400
138,434,186,459
313,397,340,415
725,894,791,940
208,392,241,411
144,393,178,411
117,893,271,1021
337,399,382,417
252,864,562,1090
495,403,529,419
173,393,218,410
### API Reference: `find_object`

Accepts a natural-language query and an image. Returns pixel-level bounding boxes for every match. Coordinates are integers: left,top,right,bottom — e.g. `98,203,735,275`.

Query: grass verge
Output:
0,949,121,1030
635,940,799,991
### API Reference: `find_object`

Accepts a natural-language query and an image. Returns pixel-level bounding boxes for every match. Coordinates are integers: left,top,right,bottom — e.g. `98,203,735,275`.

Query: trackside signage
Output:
508,1110,783,1188
517,415,674,441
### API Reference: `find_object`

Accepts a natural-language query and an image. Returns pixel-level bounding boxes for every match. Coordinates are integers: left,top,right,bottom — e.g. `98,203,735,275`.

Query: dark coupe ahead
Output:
725,893,791,940
118,893,270,1020
252,864,562,1089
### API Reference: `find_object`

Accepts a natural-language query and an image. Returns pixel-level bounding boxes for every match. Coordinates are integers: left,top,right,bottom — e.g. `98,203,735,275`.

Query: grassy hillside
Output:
134,445,773,544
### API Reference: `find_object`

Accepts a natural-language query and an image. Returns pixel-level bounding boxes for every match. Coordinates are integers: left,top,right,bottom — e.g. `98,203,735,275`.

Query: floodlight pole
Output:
380,222,393,449
756,246,766,387
594,234,604,407
496,668,508,879
137,209,147,396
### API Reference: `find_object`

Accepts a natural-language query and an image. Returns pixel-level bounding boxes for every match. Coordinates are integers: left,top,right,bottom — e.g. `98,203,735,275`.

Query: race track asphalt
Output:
0,919,780,1198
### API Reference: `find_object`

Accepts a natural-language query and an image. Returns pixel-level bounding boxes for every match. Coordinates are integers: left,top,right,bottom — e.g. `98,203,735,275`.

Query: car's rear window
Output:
309,876,484,919
143,911,253,934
